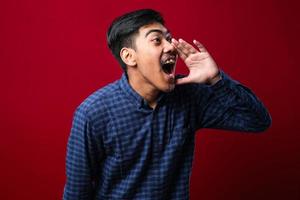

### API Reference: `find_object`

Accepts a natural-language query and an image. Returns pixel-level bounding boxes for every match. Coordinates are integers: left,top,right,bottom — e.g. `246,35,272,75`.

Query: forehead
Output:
138,23,169,36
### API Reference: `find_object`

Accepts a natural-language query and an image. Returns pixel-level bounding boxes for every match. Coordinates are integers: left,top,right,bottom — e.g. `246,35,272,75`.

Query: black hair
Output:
107,9,165,71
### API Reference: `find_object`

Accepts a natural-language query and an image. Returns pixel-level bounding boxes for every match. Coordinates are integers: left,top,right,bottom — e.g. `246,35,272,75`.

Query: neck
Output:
127,70,160,109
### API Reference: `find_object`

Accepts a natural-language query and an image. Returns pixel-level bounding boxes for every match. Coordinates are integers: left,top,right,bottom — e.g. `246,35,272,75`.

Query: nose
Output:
163,39,176,54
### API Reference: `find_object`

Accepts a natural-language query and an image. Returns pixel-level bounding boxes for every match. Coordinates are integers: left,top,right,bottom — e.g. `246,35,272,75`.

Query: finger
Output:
178,39,198,54
175,47,188,60
172,38,189,57
175,39,195,56
193,40,207,52
176,76,192,85
172,39,187,60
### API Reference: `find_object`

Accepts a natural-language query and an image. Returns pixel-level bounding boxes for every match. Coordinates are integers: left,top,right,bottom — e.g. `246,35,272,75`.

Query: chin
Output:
161,84,175,93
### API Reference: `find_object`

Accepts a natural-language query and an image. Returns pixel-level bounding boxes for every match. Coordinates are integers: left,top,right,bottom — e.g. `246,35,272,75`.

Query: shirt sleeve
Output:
63,106,104,200
195,71,272,132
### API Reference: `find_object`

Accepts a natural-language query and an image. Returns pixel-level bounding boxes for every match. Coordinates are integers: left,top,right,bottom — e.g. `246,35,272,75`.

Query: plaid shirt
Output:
63,71,271,200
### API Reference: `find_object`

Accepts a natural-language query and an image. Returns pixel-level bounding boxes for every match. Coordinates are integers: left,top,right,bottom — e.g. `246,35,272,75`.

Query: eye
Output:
152,37,161,44
166,36,172,43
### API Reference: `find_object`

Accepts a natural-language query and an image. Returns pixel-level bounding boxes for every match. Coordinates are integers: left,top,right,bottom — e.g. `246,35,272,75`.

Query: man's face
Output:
132,23,177,92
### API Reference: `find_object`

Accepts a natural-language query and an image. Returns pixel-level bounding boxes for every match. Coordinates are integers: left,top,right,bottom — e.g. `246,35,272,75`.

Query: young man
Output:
63,9,271,200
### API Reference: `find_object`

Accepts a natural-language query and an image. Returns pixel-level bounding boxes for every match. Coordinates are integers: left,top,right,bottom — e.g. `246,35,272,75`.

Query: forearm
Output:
199,71,272,132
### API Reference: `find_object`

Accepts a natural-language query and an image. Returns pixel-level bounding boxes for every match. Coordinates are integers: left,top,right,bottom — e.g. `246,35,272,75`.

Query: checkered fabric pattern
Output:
63,71,271,200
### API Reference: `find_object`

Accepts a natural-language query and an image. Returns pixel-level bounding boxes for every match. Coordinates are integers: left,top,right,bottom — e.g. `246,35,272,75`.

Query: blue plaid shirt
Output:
63,71,271,200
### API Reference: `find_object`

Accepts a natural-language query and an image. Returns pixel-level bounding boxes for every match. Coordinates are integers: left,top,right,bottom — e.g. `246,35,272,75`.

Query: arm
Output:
63,106,104,200
172,38,271,132
196,71,271,132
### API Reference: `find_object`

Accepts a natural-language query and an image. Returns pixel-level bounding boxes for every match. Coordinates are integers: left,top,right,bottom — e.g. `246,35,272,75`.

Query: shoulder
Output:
74,79,121,123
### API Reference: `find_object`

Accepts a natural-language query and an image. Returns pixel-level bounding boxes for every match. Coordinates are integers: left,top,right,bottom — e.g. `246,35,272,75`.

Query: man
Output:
63,9,271,200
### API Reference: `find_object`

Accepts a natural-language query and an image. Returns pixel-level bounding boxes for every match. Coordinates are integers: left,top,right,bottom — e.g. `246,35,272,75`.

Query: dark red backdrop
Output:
1,0,299,199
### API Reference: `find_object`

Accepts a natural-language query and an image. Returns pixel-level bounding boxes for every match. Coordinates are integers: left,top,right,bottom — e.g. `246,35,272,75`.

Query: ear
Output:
120,47,136,67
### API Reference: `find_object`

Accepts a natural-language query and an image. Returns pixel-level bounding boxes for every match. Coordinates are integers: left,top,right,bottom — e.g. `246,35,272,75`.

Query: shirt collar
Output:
118,73,167,109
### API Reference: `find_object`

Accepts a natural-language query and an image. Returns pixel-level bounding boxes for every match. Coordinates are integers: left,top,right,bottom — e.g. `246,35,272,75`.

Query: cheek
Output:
138,51,160,67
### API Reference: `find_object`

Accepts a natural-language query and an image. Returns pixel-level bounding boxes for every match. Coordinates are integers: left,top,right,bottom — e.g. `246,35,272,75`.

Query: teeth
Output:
165,59,175,64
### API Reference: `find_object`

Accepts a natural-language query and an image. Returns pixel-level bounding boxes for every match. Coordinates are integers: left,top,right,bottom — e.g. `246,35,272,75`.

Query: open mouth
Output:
161,57,176,74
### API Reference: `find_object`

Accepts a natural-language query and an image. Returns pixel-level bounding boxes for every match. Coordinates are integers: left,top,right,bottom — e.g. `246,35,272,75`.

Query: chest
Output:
101,103,195,161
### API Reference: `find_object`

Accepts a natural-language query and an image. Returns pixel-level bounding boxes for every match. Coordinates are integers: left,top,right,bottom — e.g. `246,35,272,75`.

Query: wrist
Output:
207,70,222,85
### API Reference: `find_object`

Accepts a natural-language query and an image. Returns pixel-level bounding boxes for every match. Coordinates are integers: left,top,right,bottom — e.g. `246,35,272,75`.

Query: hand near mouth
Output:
171,38,221,85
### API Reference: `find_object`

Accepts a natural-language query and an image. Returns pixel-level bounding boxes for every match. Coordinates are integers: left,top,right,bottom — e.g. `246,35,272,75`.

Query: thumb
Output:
176,76,192,85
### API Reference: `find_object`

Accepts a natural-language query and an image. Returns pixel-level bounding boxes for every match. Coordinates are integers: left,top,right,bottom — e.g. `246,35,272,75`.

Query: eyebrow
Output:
145,29,171,38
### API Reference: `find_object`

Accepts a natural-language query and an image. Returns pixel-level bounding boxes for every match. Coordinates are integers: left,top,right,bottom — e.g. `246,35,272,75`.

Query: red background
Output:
1,0,299,199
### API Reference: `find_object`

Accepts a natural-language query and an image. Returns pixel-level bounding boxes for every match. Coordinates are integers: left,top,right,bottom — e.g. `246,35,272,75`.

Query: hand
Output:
172,38,221,85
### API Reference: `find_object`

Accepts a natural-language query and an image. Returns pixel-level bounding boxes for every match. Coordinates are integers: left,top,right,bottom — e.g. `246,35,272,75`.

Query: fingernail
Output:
172,39,179,45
